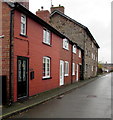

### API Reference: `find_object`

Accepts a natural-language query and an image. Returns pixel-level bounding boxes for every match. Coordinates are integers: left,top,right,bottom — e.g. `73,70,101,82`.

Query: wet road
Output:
13,73,111,118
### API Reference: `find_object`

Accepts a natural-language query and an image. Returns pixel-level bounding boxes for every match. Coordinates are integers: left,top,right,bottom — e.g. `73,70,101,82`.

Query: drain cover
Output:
87,95,97,98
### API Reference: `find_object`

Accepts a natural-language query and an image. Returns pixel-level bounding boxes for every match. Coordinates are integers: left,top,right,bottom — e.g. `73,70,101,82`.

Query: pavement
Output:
1,74,107,119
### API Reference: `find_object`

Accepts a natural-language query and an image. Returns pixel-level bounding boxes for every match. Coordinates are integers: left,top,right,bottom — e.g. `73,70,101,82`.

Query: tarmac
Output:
1,74,106,119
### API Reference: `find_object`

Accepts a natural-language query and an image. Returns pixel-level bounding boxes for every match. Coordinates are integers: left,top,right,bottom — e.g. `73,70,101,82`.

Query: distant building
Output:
101,64,113,72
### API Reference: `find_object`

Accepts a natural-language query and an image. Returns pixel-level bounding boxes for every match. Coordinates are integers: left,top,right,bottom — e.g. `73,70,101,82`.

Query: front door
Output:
76,64,79,81
60,60,64,86
17,57,28,99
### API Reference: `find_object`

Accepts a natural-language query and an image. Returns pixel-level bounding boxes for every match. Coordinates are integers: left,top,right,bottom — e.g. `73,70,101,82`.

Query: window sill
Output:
63,48,69,51
42,42,52,47
64,74,69,77
42,77,52,80
73,52,76,54
20,34,28,38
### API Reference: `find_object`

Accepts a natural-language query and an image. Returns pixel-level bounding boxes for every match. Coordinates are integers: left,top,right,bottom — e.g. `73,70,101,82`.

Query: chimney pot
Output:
50,5,65,13
41,6,44,10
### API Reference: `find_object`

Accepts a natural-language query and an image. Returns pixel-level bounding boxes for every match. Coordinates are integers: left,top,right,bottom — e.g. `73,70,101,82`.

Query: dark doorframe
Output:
17,56,29,100
80,65,83,80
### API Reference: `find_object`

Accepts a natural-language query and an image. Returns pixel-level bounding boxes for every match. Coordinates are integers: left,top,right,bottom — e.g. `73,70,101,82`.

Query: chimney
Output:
50,4,65,13
19,1,29,10
36,7,50,24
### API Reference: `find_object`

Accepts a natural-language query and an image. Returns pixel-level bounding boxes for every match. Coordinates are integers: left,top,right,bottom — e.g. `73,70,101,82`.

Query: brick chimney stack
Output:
36,7,50,23
50,4,65,13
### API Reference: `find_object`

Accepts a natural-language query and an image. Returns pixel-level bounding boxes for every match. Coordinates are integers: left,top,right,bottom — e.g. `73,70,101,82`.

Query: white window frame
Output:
21,14,26,35
96,57,98,61
93,54,95,60
72,63,75,75
43,57,50,78
96,67,97,72
43,29,51,45
92,53,93,59
92,66,93,71
72,44,76,54
79,49,81,58
65,61,69,76
63,38,69,50
92,42,94,48
85,64,88,72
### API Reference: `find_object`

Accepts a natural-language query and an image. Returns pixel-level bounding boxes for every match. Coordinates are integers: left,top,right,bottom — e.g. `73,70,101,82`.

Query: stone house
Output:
50,6,100,79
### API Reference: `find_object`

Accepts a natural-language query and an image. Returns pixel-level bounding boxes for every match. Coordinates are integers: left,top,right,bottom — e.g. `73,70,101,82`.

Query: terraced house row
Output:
1,1,99,105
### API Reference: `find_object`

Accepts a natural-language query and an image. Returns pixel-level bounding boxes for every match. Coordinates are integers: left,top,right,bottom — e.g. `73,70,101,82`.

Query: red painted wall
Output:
13,10,69,101
13,10,83,102
72,49,82,82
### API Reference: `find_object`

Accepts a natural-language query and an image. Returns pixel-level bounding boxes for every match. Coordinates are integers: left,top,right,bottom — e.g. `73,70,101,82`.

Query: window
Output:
92,42,94,48
96,57,98,61
86,49,88,56
43,57,50,78
92,53,93,59
63,38,69,50
65,61,69,76
72,63,75,75
21,14,26,35
96,67,97,72
92,66,93,71
72,45,76,53
79,49,81,58
85,64,88,72
43,29,51,45
93,54,95,60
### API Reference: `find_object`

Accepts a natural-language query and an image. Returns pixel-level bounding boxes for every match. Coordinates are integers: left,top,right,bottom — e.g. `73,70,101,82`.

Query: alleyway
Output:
12,73,111,118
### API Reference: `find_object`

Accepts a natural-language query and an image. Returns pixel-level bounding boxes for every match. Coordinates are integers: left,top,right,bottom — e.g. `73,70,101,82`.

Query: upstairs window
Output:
21,14,26,35
43,57,50,78
93,54,95,60
65,61,69,76
63,38,69,50
92,42,94,48
96,57,98,61
92,66,93,71
72,44,76,54
79,49,81,58
92,53,93,59
43,29,51,45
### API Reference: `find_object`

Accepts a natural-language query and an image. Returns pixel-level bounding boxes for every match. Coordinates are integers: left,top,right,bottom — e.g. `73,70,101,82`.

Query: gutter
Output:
9,8,14,105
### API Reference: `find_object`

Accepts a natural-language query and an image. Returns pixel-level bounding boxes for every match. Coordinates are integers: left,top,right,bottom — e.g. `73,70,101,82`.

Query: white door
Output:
76,64,79,81
60,60,64,86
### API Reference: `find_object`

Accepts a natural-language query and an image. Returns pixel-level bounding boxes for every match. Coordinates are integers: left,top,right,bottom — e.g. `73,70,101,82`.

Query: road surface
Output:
12,73,111,118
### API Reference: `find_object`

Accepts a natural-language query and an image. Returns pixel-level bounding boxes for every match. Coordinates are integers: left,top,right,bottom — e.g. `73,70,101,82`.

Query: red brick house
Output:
1,2,84,104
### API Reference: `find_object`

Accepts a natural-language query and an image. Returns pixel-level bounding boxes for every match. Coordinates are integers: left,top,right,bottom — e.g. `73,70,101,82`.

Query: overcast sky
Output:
29,0,112,63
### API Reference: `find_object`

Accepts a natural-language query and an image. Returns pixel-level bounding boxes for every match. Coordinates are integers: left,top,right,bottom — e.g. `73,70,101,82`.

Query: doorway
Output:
17,56,29,99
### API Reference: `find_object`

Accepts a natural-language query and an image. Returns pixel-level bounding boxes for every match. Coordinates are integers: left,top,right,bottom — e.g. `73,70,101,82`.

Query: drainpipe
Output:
9,8,14,105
